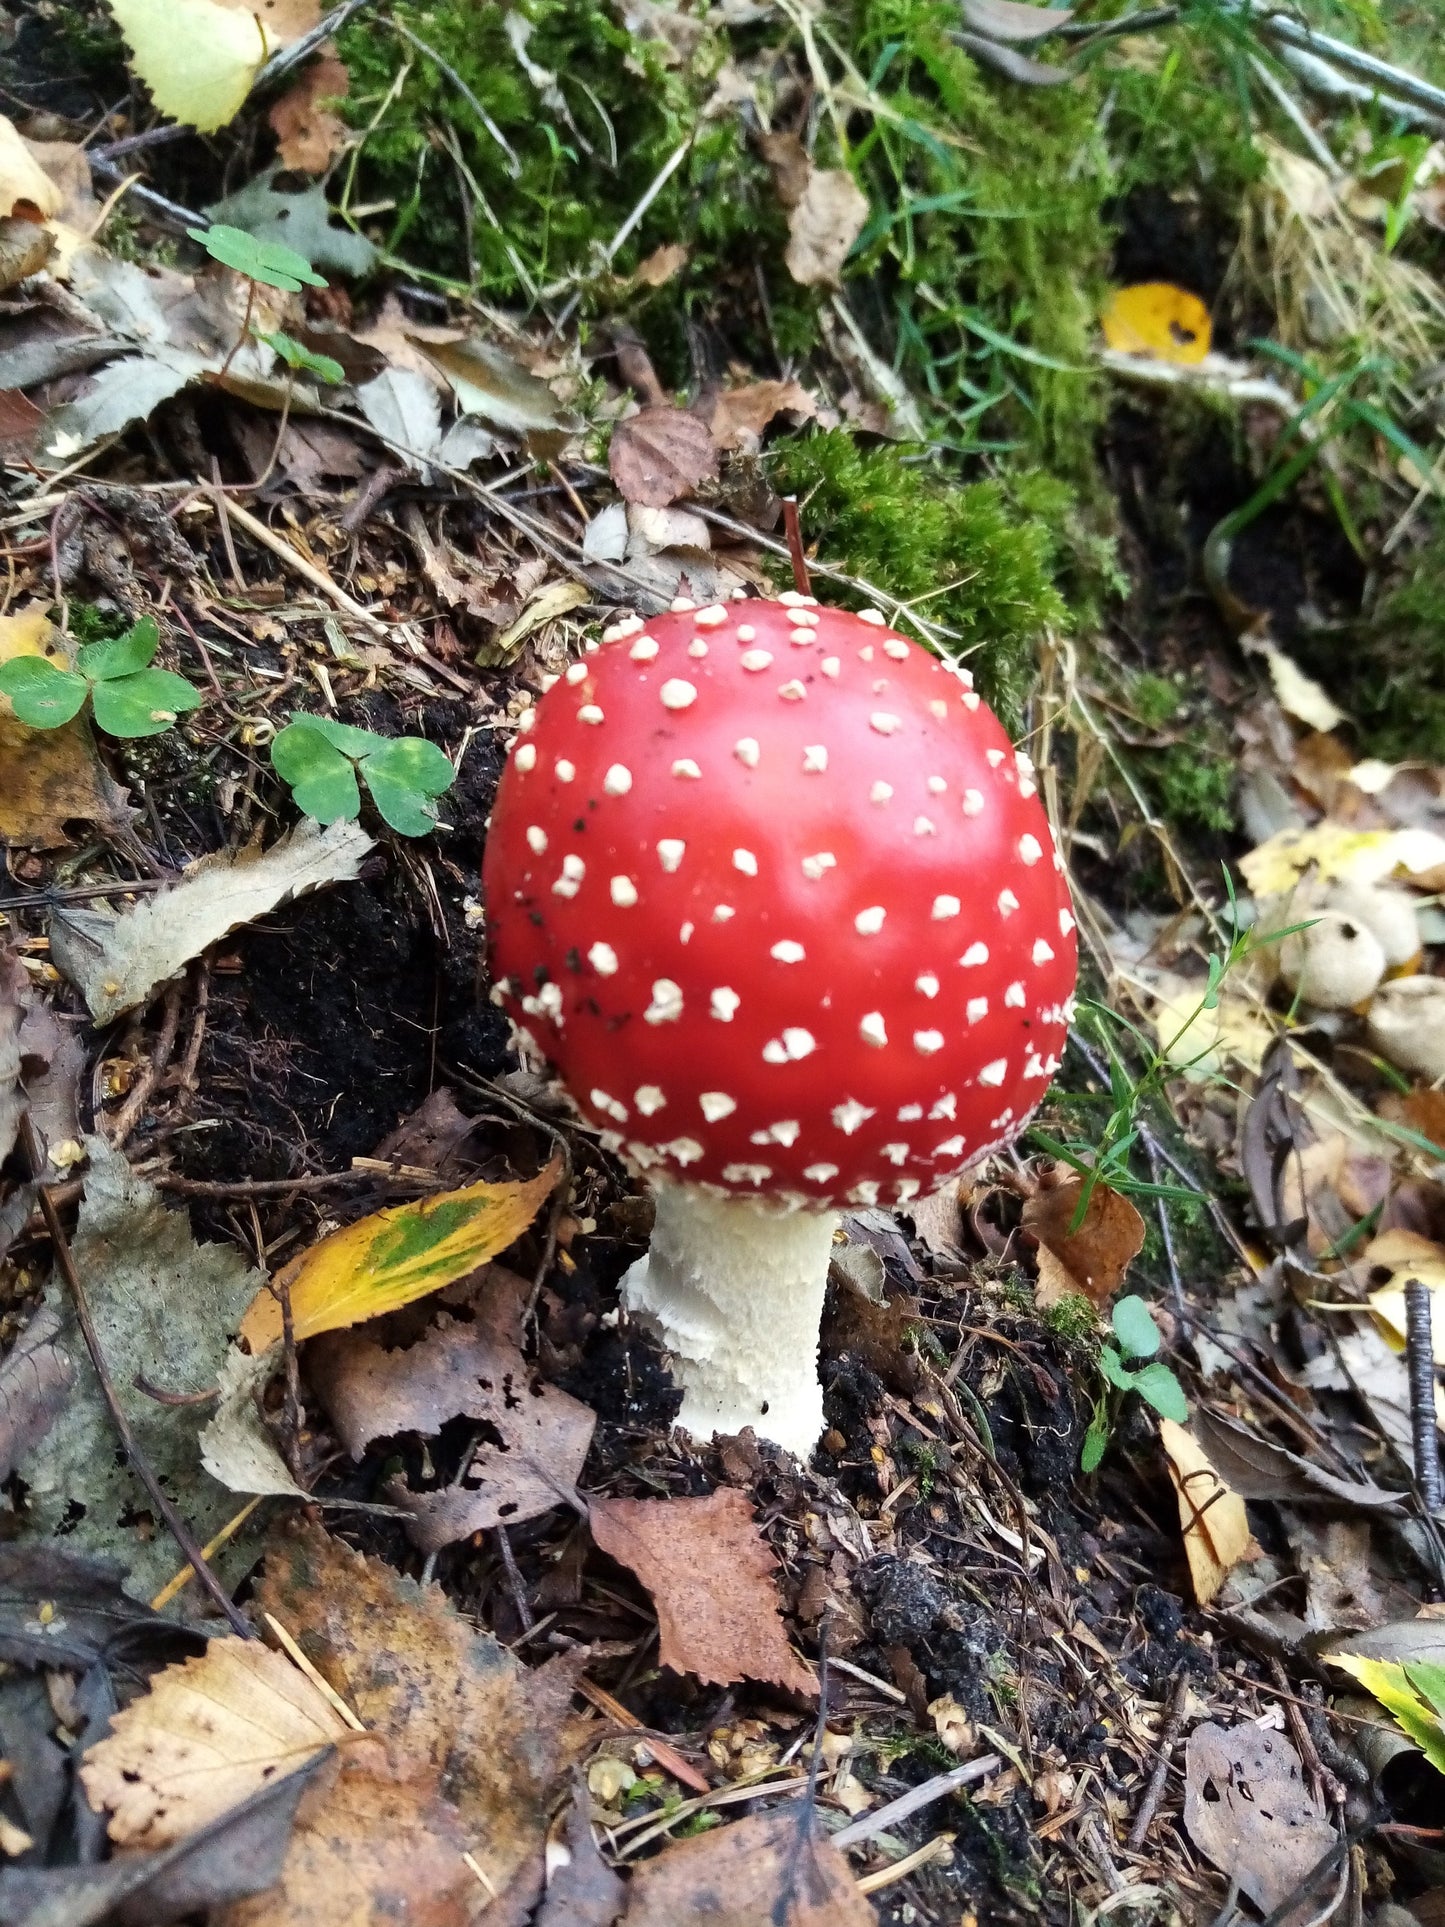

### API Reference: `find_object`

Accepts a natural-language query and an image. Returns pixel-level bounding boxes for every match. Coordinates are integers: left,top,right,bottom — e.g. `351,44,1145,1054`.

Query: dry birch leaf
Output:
609,405,718,507
80,1638,350,1849
590,1487,816,1695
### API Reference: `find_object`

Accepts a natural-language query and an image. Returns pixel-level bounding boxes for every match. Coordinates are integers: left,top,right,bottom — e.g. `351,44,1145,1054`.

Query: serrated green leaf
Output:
363,765,440,837
361,735,455,798
1081,1400,1110,1473
1097,1344,1133,1392
1129,1360,1189,1423
270,723,362,824
0,655,88,728
77,616,160,682
1112,1294,1162,1361
90,668,202,739
283,713,382,760
187,223,327,293
1331,1654,1445,1776
1405,1660,1445,1725
255,329,345,384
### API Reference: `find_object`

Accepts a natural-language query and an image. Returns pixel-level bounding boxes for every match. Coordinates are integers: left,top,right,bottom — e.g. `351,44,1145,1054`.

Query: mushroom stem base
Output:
621,1181,838,1460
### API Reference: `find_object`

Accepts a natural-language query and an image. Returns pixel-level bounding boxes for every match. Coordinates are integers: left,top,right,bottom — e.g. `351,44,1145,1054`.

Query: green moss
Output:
1041,1292,1099,1348
336,0,788,369
1127,671,1184,730
768,430,1066,724
1150,736,1236,832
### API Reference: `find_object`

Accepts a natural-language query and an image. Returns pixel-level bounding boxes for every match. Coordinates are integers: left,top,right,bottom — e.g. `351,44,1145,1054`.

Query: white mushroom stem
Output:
620,1179,839,1459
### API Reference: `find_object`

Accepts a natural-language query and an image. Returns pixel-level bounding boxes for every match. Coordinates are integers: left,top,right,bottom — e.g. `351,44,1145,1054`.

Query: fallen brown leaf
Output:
267,50,349,172
1183,1722,1337,1919
706,378,815,452
609,404,719,507
0,214,54,292
784,168,870,287
1159,1417,1254,1606
1022,1173,1146,1307
757,130,810,209
624,1807,873,1926
308,1268,596,1552
0,386,43,460
222,1520,587,1924
631,241,689,287
589,1488,816,1696
0,606,133,848
80,1637,351,1849
0,1305,77,1481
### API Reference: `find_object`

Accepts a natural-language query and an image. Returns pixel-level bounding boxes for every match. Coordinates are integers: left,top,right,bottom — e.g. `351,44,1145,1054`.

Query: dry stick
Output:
1404,1277,1443,1512
782,496,812,597
574,1677,711,1796
217,498,388,631
18,1115,253,1638
831,1752,1001,1849
152,1168,440,1200
1270,1660,1347,1812
1125,1670,1190,1851
106,980,183,1148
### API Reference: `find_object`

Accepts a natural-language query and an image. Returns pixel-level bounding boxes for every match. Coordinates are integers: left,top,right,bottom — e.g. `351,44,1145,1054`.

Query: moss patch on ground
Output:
769,430,1067,722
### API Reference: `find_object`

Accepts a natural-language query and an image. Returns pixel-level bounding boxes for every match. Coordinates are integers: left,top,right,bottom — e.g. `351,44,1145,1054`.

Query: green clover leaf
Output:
90,667,202,739
187,224,327,293
0,655,89,728
255,329,345,384
271,719,363,823
77,615,160,682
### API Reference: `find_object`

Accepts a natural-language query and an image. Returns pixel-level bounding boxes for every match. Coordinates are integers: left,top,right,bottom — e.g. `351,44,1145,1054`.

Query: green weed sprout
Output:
186,225,328,381
254,330,345,385
270,715,456,837
0,617,201,740
1081,1294,1187,1472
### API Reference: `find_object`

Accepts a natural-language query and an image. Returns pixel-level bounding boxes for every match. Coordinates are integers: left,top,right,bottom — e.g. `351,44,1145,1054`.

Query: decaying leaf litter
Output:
2,0,1445,1919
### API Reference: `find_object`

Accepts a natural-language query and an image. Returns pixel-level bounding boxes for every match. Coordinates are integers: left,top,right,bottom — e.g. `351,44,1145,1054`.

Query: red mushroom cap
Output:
483,596,1077,1208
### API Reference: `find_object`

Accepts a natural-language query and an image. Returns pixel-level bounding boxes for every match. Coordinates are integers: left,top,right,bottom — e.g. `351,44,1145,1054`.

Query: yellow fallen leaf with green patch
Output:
239,1160,561,1350
1362,1229,1445,1365
1329,1652,1445,1776
1241,823,1445,898
106,0,276,133
1100,282,1211,363
0,606,131,848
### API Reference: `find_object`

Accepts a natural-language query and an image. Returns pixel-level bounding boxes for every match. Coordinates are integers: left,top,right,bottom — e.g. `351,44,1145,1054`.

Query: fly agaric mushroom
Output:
483,595,1077,1455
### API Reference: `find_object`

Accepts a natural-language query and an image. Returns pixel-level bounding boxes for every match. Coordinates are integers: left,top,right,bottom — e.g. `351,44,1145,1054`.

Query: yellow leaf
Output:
1159,1417,1253,1606
1329,1654,1445,1776
1100,282,1212,363
1148,973,1274,1079
1240,822,1445,898
106,0,275,133
239,1160,561,1350
80,1637,351,1848
1364,1229,1445,1363
0,116,61,219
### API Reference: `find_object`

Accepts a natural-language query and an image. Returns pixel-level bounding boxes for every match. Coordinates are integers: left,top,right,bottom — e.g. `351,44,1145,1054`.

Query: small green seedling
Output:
187,225,328,382
0,617,201,740
187,224,327,294
254,329,345,385
1081,1294,1187,1473
270,715,456,837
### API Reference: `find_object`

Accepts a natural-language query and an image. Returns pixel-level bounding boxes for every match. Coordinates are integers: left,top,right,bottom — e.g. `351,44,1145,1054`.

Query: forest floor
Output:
2,0,1445,1923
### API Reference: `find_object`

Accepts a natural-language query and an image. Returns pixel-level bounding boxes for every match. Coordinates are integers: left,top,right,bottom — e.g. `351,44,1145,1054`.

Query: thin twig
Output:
832,1753,1002,1848
106,980,183,1148
18,1116,252,1638
782,497,812,597
386,15,521,176
1125,1671,1190,1851
151,1168,442,1199
1404,1278,1443,1512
